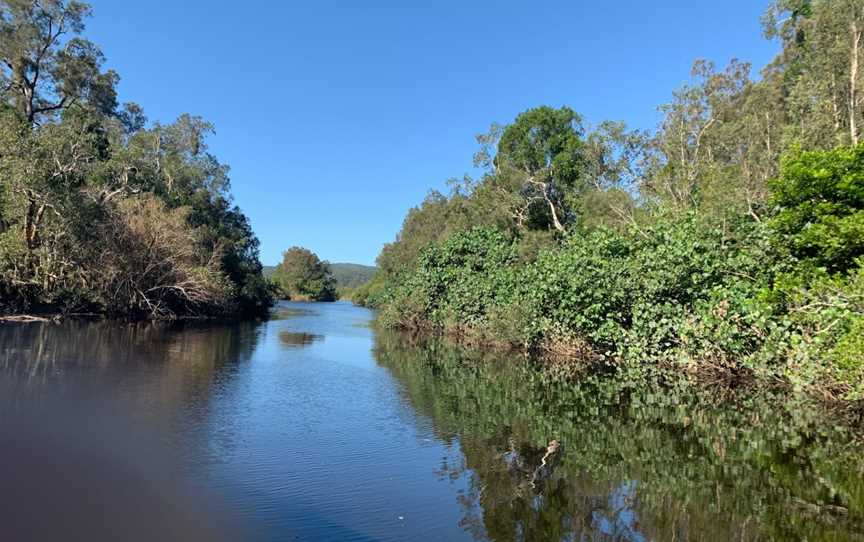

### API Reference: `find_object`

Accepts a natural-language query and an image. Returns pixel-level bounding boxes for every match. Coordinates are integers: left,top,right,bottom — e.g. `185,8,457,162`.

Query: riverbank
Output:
0,306,272,324
352,6,864,408
376,318,864,422
362,194,864,404
0,314,66,323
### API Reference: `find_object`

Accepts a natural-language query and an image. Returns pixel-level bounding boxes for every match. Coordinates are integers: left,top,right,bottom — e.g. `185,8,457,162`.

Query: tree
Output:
490,106,586,232
0,1,272,317
0,106,104,287
763,0,864,147
0,0,117,125
273,247,336,302
0,0,117,291
580,120,648,230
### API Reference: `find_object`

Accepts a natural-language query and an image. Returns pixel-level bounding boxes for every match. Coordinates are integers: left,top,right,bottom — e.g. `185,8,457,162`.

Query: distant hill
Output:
262,263,376,289
330,263,377,289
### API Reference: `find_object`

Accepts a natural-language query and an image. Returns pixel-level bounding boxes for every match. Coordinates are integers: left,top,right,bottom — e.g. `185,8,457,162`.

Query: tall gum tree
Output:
0,0,116,125
0,0,117,279
763,0,864,147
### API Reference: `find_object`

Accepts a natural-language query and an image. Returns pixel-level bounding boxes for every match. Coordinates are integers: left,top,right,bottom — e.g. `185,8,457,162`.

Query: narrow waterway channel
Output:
0,301,861,541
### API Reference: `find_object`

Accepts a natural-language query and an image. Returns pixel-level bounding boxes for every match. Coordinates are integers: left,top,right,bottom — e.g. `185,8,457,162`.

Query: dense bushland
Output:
374,205,862,398
0,1,272,318
358,0,864,400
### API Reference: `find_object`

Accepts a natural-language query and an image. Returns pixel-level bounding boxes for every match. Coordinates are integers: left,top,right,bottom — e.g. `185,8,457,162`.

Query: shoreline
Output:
381,320,864,416
0,310,270,324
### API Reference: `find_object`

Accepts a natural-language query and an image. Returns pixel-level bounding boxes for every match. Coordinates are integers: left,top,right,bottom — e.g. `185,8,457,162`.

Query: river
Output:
0,301,861,541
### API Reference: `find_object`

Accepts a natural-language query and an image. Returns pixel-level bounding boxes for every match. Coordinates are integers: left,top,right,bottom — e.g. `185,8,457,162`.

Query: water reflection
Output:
0,307,862,542
0,319,264,541
0,319,261,381
278,331,324,348
373,330,864,541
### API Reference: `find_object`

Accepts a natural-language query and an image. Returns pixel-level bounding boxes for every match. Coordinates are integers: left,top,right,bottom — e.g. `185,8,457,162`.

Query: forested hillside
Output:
0,1,271,318
267,263,376,288
330,263,376,289
356,0,864,400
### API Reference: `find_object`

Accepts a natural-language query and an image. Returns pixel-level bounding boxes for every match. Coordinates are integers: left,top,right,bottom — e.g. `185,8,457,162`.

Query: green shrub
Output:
769,144,864,274
515,226,632,348
379,227,517,331
783,263,864,397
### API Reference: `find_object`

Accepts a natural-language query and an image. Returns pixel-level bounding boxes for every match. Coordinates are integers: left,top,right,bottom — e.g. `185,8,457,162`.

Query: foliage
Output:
769,144,864,273
93,195,229,317
272,246,336,302
492,106,586,232
372,143,864,397
763,0,864,149
0,0,271,318
0,0,118,124
377,227,518,330
382,144,864,396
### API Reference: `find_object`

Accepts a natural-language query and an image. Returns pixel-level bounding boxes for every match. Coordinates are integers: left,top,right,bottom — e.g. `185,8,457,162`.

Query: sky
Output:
86,0,779,266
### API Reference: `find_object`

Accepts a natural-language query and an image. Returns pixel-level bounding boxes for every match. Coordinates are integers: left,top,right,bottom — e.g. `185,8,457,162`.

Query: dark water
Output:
0,301,862,541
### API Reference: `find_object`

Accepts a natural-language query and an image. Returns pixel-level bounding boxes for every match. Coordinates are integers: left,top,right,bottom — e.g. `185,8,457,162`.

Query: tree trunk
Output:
23,195,39,277
851,20,861,145
22,190,47,278
832,73,842,138
541,183,565,232
24,197,39,251
547,199,565,232
11,60,35,124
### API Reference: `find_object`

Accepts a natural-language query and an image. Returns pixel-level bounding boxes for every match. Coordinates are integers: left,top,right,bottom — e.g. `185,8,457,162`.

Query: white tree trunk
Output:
851,20,861,145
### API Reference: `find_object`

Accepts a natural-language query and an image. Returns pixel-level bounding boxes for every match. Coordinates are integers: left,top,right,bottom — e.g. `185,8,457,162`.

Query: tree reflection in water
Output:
373,330,864,542
1,317,862,541
0,319,262,414
0,319,265,541
278,331,324,348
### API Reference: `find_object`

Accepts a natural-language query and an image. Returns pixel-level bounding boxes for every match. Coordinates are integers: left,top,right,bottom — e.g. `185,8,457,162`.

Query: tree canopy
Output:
272,247,336,302
0,0,271,318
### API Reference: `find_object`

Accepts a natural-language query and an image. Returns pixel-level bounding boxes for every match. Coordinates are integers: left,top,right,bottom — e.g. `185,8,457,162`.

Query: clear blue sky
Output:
86,1,778,266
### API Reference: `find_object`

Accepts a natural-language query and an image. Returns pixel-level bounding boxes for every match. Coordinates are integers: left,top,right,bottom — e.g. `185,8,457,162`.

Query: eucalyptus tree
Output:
763,0,864,147
579,120,649,230
490,106,586,232
0,0,117,286
0,0,117,125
